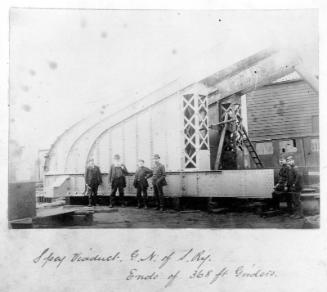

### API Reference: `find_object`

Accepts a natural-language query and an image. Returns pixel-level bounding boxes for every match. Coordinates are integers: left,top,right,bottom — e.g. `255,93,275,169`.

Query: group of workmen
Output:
85,153,304,217
84,154,167,211
271,155,304,219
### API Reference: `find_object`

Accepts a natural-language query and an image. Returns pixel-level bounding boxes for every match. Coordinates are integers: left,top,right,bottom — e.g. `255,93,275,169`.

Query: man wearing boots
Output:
133,159,153,209
84,158,103,207
109,154,128,208
271,156,291,212
287,155,304,219
152,154,167,211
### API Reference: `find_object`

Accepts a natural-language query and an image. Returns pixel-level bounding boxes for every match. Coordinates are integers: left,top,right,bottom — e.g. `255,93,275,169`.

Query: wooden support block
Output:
172,197,181,211
180,210,201,213
73,209,95,215
37,207,78,218
260,210,283,217
71,214,93,226
93,208,119,213
9,218,33,229
210,208,229,214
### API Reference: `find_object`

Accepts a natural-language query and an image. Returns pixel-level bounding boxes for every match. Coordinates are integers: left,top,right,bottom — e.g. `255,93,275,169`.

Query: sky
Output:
9,9,318,180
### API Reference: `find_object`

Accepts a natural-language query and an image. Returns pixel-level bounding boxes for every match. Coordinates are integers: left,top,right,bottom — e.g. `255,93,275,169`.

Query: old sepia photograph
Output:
8,8,319,229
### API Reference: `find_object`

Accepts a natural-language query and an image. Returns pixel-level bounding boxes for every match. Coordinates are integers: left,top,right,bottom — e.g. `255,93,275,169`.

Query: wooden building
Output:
207,73,319,184
247,75,319,184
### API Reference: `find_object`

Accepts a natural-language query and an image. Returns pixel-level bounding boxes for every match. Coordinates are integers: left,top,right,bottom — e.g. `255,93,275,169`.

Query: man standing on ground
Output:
152,154,167,211
84,158,102,207
134,159,153,209
109,154,128,208
287,155,304,219
271,156,291,211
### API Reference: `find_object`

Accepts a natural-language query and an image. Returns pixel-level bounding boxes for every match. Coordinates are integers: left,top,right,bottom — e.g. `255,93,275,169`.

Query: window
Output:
279,139,297,154
256,141,273,155
311,138,319,152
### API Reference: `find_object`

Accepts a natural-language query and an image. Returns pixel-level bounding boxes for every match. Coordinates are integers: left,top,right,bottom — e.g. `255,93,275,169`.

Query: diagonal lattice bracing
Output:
182,93,209,169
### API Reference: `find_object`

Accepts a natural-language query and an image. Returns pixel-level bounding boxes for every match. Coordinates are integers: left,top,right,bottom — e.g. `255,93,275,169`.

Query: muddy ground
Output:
33,205,319,229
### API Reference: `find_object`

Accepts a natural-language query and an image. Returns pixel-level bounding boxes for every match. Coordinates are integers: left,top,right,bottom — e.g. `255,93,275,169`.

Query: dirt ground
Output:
33,205,318,229
90,207,313,229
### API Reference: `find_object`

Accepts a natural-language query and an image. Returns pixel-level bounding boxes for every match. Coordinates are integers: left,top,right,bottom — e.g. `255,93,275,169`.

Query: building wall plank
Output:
247,80,319,141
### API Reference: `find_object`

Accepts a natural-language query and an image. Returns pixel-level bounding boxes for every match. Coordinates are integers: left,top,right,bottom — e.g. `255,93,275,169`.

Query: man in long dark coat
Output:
152,154,167,211
287,155,304,219
109,154,128,207
133,159,153,209
271,156,290,211
85,158,102,207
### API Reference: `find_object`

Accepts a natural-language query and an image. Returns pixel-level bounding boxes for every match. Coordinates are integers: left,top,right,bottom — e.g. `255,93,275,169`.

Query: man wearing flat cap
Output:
133,159,153,209
271,155,291,211
109,154,129,207
286,155,304,219
84,158,102,207
152,154,167,211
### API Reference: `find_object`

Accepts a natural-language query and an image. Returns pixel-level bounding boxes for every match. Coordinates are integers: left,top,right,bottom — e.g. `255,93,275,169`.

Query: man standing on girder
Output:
152,154,167,211
109,154,129,208
85,158,103,207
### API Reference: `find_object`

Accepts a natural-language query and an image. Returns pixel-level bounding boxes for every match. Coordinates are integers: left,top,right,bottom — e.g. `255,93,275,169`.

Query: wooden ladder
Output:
213,118,264,169
239,125,264,168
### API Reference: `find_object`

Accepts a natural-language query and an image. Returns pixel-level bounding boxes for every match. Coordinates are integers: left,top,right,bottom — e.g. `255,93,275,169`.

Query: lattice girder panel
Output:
182,93,210,170
183,94,197,169
198,94,209,151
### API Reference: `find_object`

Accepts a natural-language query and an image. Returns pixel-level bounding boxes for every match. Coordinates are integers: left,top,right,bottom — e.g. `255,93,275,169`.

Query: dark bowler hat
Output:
153,154,160,159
